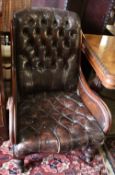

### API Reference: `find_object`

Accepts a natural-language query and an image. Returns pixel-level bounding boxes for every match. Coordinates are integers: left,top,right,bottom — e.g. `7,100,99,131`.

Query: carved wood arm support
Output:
78,65,112,133
79,32,112,133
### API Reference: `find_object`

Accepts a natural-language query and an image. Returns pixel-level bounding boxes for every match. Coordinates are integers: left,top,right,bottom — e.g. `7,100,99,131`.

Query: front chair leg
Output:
14,159,24,172
80,146,97,163
84,146,96,163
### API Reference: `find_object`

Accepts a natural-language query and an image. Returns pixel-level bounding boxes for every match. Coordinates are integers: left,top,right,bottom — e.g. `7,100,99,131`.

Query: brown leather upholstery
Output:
13,8,80,94
8,8,111,166
14,91,104,158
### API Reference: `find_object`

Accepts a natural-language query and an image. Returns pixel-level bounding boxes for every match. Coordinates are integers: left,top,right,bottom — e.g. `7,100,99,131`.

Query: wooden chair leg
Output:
14,159,24,172
80,145,97,163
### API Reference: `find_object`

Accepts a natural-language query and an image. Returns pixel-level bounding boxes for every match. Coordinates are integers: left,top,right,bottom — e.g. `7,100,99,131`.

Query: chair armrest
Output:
7,97,16,144
78,65,112,134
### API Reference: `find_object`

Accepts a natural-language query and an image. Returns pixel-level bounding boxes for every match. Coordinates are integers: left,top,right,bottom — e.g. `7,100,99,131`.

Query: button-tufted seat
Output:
15,91,104,158
7,8,111,171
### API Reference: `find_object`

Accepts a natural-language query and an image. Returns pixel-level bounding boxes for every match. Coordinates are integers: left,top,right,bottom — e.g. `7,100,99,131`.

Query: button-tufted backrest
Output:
12,8,81,95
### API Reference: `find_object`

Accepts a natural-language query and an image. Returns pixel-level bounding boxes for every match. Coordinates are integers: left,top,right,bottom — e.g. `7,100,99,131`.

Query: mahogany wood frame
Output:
78,65,112,133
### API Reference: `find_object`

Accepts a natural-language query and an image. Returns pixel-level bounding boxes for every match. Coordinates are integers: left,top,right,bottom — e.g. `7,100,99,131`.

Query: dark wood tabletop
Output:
83,34,115,89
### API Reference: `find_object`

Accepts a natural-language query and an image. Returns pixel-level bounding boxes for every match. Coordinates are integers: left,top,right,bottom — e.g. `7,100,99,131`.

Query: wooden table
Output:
83,34,115,89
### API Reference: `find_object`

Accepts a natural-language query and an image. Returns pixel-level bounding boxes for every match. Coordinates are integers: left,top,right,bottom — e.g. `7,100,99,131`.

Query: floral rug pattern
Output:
0,141,110,175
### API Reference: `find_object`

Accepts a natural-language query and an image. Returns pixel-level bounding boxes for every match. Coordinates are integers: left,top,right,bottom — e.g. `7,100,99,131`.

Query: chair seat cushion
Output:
15,91,104,157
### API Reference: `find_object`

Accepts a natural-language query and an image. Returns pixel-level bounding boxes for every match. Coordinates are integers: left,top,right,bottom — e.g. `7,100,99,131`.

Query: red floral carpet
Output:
0,141,111,175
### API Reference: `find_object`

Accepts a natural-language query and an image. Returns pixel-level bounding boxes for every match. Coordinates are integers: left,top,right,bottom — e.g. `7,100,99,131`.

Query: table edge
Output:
82,35,115,89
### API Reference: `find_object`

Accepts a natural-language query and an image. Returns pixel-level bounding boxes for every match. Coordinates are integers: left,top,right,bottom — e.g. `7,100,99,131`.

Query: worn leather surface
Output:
14,91,104,158
13,8,81,94
12,8,104,159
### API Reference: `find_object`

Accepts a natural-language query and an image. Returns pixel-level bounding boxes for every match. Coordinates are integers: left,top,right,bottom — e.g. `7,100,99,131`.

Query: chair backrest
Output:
12,8,81,95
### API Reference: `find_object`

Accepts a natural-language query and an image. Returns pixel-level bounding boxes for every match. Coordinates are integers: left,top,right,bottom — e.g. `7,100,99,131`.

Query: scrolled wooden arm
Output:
78,65,112,134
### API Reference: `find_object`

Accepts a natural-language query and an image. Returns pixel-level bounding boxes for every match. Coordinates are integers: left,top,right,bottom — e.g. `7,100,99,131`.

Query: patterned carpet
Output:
0,140,114,175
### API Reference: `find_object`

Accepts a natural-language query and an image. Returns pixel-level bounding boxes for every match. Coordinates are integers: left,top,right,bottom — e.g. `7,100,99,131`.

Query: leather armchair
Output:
7,7,112,171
